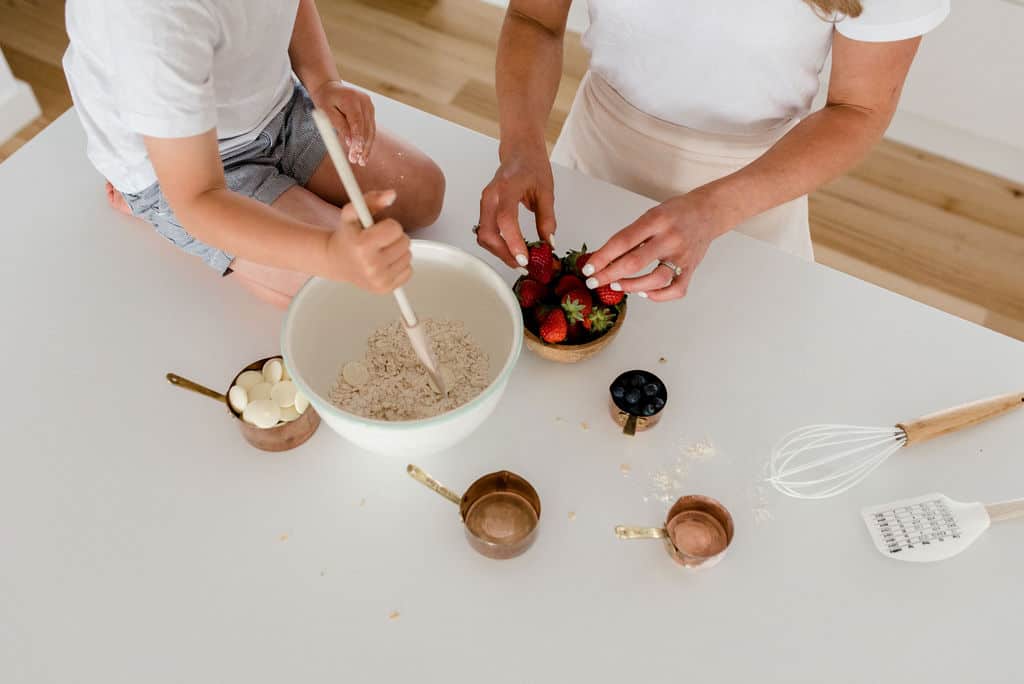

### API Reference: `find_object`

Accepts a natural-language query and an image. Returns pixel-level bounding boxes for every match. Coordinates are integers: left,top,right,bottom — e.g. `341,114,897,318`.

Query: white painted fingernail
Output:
548,234,557,250
610,282,623,292
638,291,648,298
515,253,529,267
517,267,530,276
582,264,596,277
585,277,599,289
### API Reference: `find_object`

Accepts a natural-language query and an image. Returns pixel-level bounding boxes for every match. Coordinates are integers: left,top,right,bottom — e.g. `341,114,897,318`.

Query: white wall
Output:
481,0,1024,182
886,0,1024,182
0,50,41,147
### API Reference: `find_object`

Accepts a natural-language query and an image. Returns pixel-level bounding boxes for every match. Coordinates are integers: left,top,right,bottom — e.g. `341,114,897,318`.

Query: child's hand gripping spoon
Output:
862,492,1024,562
311,109,446,396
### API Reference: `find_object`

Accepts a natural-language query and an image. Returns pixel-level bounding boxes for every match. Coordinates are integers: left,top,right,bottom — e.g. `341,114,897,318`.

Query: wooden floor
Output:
2,0,1022,340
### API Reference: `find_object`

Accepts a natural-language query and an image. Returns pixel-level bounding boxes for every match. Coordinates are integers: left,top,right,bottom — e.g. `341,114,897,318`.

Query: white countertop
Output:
2,99,1022,684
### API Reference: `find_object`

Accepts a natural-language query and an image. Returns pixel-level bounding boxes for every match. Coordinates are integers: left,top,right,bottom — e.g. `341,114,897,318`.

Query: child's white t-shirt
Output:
583,0,950,135
63,0,300,193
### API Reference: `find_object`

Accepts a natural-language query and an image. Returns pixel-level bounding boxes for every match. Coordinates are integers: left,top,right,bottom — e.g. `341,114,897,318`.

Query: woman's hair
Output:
806,0,863,19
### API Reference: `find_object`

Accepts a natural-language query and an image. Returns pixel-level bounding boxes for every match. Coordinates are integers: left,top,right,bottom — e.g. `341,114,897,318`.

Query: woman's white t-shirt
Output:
583,0,950,135
63,0,300,193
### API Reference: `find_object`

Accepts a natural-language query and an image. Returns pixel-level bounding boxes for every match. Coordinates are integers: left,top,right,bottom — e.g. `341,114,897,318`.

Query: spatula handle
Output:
986,498,1024,523
897,392,1024,446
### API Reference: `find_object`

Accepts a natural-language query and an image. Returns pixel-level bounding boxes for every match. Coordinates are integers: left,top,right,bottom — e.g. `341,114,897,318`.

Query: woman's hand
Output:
312,80,376,166
477,144,557,269
325,190,412,293
582,189,729,302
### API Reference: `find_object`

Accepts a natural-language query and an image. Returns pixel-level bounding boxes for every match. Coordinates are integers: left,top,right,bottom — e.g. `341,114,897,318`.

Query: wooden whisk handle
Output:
897,392,1024,446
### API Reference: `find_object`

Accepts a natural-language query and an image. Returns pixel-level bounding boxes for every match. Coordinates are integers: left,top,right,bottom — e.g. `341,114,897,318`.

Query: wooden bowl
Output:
523,301,627,363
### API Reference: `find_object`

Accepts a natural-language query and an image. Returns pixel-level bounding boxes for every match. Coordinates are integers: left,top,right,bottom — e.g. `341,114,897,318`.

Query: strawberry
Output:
554,274,586,298
566,319,588,343
594,283,624,306
561,288,593,326
527,242,555,284
532,303,554,326
515,278,546,309
575,252,593,276
563,244,591,277
588,307,616,333
539,308,568,344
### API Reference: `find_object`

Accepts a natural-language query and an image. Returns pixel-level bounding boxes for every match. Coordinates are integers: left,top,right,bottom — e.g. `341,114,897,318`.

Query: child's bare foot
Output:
105,181,133,216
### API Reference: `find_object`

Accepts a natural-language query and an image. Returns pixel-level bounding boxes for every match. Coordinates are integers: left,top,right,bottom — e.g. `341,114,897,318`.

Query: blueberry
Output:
625,389,641,405
652,396,665,411
631,374,647,388
611,385,626,399
643,383,659,397
642,403,657,416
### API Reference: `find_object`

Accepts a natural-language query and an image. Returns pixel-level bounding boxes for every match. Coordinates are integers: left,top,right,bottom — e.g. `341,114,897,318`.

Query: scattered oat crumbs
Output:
658,357,667,364
279,534,289,542
620,463,632,475
568,511,577,521
554,416,565,423
359,498,366,507
581,421,589,430
389,611,401,621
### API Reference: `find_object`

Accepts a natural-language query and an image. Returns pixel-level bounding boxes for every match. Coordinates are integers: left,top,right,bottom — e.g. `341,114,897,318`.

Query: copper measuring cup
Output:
167,356,320,452
616,495,734,568
407,464,542,560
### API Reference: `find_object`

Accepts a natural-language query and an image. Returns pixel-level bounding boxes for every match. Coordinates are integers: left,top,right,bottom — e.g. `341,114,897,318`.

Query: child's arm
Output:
289,0,375,165
144,130,412,294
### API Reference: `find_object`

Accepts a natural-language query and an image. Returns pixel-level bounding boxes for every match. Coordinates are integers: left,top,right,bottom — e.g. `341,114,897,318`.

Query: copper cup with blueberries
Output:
609,370,667,436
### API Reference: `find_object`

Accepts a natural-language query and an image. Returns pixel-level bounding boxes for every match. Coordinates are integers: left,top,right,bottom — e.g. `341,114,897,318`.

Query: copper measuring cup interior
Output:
615,495,734,568
407,465,542,560
166,356,320,452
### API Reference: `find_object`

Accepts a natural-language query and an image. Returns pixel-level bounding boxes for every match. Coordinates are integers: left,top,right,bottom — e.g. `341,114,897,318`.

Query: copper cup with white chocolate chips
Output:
167,356,320,452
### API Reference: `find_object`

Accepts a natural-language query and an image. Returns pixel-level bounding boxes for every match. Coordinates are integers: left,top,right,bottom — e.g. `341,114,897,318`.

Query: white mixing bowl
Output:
281,240,523,457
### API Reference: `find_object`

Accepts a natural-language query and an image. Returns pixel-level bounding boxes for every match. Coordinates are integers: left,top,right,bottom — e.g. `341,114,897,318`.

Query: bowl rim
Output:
280,239,524,430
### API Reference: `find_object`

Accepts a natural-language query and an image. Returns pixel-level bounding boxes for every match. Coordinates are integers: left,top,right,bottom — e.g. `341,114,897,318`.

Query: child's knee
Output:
401,157,445,231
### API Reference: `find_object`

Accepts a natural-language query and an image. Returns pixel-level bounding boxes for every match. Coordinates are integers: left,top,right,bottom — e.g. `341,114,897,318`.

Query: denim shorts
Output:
122,83,327,274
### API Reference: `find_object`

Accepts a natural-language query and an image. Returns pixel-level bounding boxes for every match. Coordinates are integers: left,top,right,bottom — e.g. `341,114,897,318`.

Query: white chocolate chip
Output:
262,358,284,384
249,382,273,401
280,405,300,422
294,391,309,414
271,380,297,408
228,385,248,414
342,361,370,387
242,399,281,429
235,370,264,391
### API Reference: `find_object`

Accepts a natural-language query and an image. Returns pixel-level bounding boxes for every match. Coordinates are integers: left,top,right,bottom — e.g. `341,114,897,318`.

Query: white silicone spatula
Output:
861,492,1024,562
310,108,446,396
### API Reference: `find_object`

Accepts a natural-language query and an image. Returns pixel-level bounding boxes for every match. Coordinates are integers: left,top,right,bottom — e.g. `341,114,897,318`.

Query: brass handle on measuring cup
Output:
407,464,462,505
615,526,667,540
167,373,227,403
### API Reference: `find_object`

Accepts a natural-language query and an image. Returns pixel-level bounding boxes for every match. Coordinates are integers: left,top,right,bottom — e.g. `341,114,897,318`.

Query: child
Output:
63,0,445,308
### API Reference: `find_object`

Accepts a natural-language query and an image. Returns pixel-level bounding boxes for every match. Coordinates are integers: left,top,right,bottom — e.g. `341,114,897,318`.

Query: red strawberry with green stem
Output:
539,308,568,343
561,288,593,329
588,307,616,334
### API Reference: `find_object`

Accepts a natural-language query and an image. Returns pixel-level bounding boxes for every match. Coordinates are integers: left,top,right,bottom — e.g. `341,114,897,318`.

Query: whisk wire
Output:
768,423,908,499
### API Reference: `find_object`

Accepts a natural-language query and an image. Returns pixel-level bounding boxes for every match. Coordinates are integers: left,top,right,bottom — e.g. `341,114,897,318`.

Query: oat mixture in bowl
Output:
329,319,490,421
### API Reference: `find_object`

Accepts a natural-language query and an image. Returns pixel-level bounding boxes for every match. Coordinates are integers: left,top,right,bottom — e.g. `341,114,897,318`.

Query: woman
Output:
476,0,948,300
